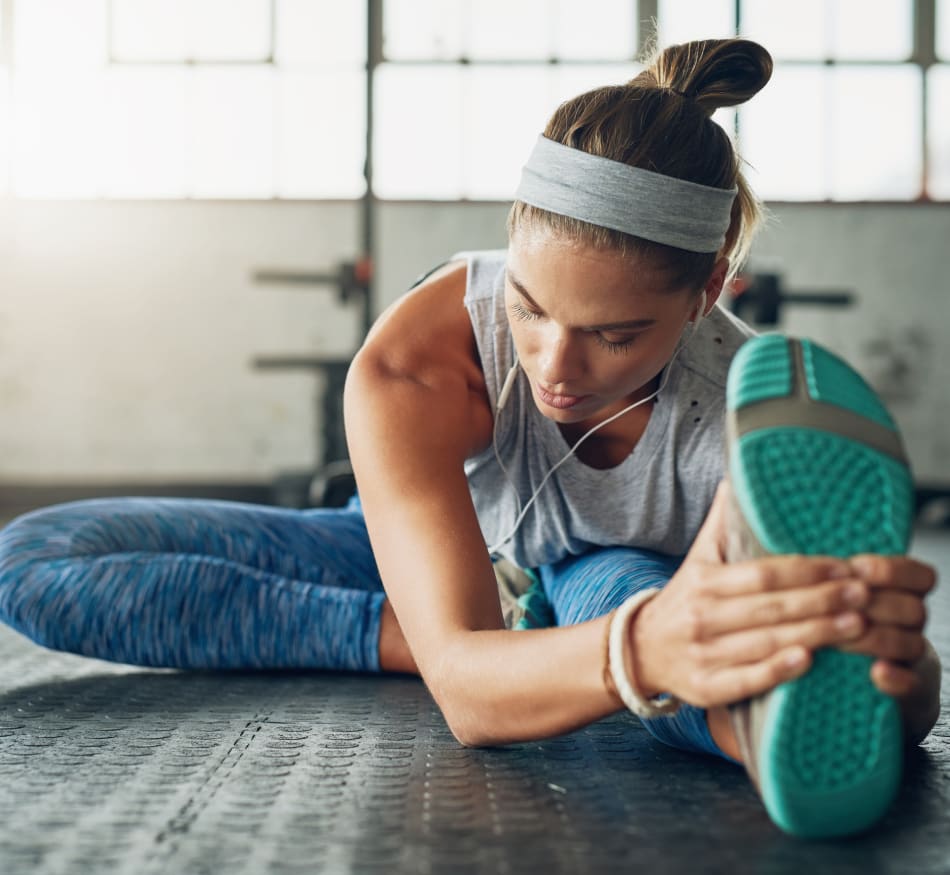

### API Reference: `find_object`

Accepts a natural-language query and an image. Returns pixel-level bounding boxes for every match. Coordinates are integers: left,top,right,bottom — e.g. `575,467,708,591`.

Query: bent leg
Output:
540,547,739,763
0,496,386,672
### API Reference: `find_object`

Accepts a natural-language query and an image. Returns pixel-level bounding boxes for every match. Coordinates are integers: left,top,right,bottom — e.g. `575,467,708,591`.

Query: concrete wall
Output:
1,199,947,489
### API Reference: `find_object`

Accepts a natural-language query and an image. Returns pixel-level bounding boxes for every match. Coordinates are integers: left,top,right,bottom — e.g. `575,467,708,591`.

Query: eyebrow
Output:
507,270,658,332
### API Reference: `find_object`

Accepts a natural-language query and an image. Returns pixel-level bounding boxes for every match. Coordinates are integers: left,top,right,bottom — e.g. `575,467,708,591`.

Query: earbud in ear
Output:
693,290,708,323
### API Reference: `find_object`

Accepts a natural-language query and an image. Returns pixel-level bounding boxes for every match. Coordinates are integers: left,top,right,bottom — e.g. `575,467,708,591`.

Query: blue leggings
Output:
0,496,730,761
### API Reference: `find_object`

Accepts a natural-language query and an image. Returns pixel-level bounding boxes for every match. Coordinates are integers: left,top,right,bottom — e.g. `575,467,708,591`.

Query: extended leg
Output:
0,496,387,672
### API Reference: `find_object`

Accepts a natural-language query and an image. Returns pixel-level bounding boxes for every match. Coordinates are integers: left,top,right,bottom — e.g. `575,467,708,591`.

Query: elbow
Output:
445,714,497,749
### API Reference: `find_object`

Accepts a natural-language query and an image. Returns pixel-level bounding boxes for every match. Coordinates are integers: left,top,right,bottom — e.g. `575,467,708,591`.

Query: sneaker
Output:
725,334,915,839
493,559,554,630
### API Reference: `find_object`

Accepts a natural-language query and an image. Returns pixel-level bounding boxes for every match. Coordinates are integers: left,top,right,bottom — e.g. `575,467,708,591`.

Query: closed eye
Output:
593,333,637,354
509,300,542,321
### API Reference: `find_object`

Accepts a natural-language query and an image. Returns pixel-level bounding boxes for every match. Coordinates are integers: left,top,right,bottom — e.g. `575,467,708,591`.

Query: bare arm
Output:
344,263,622,746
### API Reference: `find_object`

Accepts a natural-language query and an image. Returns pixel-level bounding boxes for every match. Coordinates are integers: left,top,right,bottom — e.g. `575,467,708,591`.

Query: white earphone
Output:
488,289,708,555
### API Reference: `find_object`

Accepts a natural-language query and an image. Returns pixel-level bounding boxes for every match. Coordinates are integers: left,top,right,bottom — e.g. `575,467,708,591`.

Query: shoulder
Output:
452,249,508,306
675,304,757,392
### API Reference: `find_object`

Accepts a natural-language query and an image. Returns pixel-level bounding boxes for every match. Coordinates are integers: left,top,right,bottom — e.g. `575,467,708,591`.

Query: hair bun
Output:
643,38,773,117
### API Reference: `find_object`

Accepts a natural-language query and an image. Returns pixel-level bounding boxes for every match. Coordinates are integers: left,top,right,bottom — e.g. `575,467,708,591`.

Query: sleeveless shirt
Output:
459,249,757,568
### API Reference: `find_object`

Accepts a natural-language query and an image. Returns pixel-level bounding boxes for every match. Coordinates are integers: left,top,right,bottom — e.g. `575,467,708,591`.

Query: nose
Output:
536,326,583,388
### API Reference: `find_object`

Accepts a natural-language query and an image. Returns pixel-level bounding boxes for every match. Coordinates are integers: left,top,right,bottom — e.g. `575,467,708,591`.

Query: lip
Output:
536,384,590,410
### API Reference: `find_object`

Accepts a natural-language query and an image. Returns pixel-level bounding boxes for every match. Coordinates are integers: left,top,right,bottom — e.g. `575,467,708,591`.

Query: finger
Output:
694,579,868,638
870,660,920,699
839,625,926,664
848,555,937,595
697,646,812,707
707,555,853,598
865,590,927,630
698,611,865,667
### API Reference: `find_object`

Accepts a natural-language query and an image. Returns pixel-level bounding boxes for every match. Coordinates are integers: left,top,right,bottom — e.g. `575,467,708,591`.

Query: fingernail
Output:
835,613,862,633
850,556,876,577
785,649,807,668
844,582,867,607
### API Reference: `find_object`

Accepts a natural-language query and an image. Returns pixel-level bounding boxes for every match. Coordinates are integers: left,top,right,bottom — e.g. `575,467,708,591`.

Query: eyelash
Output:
509,301,636,355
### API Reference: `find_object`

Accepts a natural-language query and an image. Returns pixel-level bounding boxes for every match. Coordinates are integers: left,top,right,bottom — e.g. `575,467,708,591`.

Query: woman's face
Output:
505,228,711,426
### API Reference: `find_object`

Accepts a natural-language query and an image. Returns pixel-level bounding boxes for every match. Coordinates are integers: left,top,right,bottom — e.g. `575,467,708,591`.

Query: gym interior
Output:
1,1,949,872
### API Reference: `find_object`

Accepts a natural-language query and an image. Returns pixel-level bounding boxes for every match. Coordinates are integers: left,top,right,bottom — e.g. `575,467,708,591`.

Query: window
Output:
375,0,640,199
0,0,366,199
0,1,945,202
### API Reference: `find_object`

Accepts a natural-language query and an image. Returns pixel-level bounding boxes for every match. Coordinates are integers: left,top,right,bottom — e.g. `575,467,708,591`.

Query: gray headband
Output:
515,135,737,253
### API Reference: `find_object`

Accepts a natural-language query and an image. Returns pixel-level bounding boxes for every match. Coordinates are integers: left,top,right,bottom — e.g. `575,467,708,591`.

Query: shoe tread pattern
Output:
728,335,912,838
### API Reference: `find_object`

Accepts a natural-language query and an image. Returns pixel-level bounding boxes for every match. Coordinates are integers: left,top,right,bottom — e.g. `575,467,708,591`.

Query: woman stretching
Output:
0,38,939,839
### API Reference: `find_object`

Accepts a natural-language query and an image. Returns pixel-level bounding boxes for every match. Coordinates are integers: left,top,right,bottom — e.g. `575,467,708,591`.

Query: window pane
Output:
831,0,912,60
383,0,465,60
468,0,551,60
112,0,271,62
112,0,188,61
554,0,637,60
830,66,920,199
277,71,366,198
12,72,106,197
103,68,187,198
939,0,950,60
657,0,734,45
464,66,549,199
927,66,950,197
739,66,829,200
188,0,271,61
276,0,366,67
188,68,274,198
373,65,464,198
15,0,107,68
0,69,8,195
741,0,828,60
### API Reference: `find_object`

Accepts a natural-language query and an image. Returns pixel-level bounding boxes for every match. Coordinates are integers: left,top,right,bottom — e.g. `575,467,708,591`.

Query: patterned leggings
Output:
0,495,731,761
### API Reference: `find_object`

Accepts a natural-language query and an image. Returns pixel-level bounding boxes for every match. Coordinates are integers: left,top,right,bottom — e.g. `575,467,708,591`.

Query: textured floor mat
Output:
0,531,948,874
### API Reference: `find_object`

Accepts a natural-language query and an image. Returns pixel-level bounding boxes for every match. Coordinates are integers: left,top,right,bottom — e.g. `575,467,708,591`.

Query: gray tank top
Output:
459,249,756,568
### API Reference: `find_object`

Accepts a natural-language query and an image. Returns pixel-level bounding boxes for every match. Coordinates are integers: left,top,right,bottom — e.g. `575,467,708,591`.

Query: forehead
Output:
506,229,685,321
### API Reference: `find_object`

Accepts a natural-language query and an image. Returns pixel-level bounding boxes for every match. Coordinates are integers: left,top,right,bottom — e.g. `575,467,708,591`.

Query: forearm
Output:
431,615,623,747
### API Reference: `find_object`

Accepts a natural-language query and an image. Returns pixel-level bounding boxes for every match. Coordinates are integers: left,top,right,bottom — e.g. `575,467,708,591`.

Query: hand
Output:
630,482,936,710
835,553,936,698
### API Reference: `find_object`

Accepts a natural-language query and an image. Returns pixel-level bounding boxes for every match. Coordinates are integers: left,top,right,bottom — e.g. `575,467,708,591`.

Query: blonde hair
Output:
507,38,773,292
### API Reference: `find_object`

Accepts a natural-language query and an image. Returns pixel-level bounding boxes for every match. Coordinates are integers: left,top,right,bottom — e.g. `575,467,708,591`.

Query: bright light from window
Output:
374,65,465,199
383,0,466,60
740,66,829,200
831,0,912,60
112,0,271,62
830,65,920,199
554,0,637,59
939,0,950,59
656,0,734,45
188,68,275,198
12,71,106,198
15,0,107,69
928,66,950,197
276,0,367,67
277,71,366,198
103,68,188,198
0,69,8,195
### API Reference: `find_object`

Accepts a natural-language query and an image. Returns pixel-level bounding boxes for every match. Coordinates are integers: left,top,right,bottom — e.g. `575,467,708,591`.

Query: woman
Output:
0,38,939,839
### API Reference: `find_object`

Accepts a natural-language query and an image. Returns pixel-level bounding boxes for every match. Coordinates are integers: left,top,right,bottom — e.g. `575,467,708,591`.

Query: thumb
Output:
687,479,729,564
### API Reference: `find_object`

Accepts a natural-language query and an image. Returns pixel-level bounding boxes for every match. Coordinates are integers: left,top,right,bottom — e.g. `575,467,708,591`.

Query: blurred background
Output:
0,0,947,515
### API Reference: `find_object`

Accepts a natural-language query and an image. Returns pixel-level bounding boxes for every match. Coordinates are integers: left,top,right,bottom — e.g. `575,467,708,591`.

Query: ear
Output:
699,256,730,316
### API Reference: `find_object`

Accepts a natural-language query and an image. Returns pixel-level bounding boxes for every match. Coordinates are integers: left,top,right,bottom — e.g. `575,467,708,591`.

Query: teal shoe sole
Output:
727,335,914,839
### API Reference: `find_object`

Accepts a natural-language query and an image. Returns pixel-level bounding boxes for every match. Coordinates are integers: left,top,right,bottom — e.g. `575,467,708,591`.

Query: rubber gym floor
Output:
0,517,947,875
